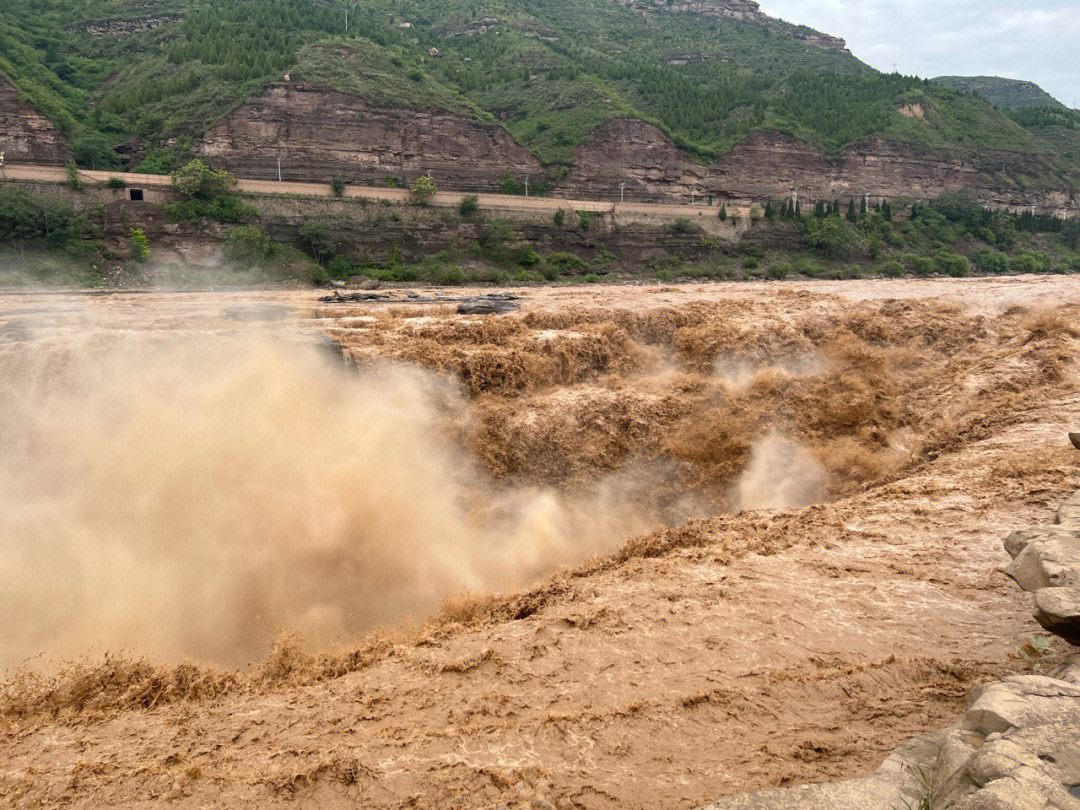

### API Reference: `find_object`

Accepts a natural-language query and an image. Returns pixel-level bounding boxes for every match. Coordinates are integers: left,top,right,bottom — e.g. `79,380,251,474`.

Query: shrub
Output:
933,250,969,277
410,174,438,204
479,219,517,250
513,244,540,267
434,265,465,285
971,250,1009,275
297,222,336,264
718,205,727,221
106,176,127,190
326,255,355,278
171,159,236,200
546,252,586,274
500,174,525,195
792,257,822,277
72,133,119,170
553,208,566,226
223,226,271,264
766,263,790,280
459,195,479,216
912,257,935,276
882,259,905,278
0,189,85,254
668,218,700,235
1009,250,1053,274
165,195,257,223
578,211,596,231
65,161,84,191
330,176,346,197
803,215,851,258
129,228,150,262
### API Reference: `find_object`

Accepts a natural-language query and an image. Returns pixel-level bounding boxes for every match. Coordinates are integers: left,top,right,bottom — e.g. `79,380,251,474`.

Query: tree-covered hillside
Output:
933,76,1065,110
0,0,1073,174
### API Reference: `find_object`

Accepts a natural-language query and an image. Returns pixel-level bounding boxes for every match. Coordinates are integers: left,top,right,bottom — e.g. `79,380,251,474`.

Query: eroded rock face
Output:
604,0,848,51
192,85,1078,214
198,82,542,191
66,15,180,36
0,75,70,166
570,119,1080,215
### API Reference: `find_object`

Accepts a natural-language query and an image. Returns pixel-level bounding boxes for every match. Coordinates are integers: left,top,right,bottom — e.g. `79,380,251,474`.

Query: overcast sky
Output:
762,0,1080,108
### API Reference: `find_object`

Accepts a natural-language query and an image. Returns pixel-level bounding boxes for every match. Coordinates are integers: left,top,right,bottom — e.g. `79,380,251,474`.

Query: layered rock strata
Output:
0,75,70,166
570,119,1080,216
198,82,542,191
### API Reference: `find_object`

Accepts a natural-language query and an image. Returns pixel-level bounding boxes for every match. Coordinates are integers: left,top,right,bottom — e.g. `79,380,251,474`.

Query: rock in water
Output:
456,298,520,315
1034,587,1080,645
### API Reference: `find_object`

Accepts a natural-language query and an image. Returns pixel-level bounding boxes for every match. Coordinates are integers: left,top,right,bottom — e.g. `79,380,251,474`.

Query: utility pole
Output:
691,189,696,206
525,176,529,197
619,181,626,204
345,9,348,31
277,156,282,183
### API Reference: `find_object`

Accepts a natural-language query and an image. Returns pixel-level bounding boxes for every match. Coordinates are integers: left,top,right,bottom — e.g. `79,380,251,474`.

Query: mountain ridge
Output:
0,0,1077,210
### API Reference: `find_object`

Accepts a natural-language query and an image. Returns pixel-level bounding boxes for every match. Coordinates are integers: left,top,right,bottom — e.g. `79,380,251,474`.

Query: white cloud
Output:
761,0,1080,107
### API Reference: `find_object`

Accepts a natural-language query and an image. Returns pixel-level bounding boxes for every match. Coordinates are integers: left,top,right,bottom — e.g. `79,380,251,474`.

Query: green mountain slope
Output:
0,0,1072,174
933,76,1065,110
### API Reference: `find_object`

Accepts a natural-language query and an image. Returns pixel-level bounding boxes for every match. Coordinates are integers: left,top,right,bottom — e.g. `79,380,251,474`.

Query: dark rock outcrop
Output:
0,75,70,166
198,82,542,190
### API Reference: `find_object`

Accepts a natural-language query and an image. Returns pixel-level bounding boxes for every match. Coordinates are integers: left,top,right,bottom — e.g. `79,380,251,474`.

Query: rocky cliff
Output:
570,119,1080,216
0,75,70,166
605,0,848,52
196,88,1078,215
198,82,542,190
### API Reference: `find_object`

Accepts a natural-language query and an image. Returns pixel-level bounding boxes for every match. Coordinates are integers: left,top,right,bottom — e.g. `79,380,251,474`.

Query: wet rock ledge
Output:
700,493,1080,810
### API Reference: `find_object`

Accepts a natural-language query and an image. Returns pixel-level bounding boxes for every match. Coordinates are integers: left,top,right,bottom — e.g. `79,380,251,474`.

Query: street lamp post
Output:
619,181,626,204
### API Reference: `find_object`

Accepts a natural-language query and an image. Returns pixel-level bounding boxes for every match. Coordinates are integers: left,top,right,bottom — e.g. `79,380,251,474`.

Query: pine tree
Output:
860,197,868,216
762,201,773,219
814,200,826,218
847,200,857,223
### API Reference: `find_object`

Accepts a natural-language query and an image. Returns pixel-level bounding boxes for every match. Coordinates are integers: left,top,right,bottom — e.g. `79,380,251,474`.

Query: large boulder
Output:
1004,534,1080,592
1034,588,1080,645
